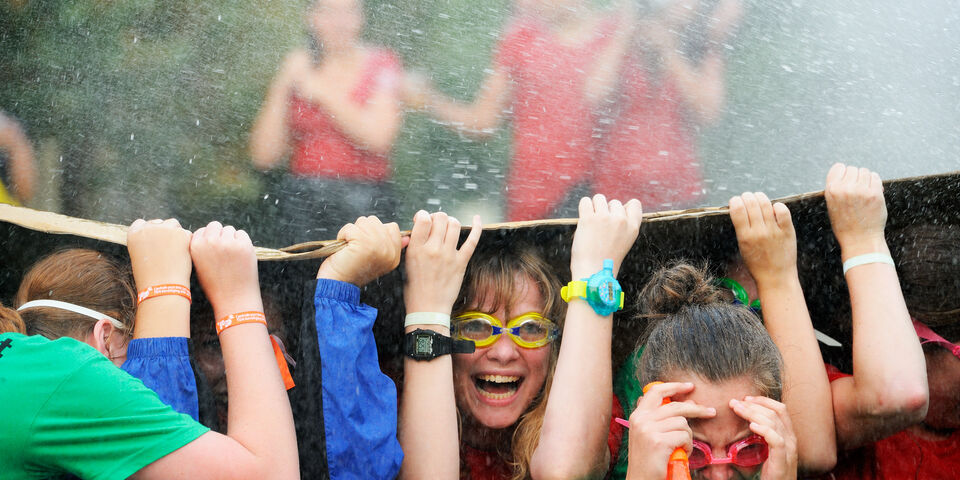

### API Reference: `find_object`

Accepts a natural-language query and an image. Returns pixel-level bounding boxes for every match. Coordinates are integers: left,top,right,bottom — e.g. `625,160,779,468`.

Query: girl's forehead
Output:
670,375,761,446
469,275,544,314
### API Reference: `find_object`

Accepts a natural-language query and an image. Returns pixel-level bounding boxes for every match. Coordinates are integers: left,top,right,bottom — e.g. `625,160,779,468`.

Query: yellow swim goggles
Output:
452,311,560,349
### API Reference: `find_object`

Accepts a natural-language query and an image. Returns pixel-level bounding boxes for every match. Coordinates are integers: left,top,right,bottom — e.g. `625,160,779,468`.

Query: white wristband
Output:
842,253,895,275
404,312,451,329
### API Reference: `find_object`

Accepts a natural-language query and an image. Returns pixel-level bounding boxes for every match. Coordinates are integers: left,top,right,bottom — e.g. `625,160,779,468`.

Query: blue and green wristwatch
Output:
561,259,624,316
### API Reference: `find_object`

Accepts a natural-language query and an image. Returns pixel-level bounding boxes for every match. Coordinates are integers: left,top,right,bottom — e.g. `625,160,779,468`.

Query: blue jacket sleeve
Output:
316,279,403,480
120,337,200,421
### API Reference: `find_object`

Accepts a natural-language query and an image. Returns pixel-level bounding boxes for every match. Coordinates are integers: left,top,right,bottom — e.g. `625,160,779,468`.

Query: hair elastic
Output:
138,284,191,304
842,253,895,275
404,312,451,329
17,299,125,330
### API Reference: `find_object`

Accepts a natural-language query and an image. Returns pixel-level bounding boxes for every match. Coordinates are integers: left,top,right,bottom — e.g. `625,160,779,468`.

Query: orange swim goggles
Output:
452,311,560,349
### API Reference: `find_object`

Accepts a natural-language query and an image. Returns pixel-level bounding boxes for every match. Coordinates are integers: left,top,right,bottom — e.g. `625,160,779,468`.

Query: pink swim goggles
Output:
914,319,960,359
689,435,768,470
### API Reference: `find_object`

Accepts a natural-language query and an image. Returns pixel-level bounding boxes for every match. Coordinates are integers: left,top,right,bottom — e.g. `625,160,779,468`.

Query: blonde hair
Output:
452,239,565,480
15,249,136,342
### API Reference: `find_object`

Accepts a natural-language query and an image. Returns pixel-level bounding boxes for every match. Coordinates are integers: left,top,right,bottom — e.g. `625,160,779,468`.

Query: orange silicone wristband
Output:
216,311,267,335
138,284,192,304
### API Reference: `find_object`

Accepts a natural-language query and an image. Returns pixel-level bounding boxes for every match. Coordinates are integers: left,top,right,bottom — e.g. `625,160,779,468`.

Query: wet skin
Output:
672,374,764,480
453,275,551,437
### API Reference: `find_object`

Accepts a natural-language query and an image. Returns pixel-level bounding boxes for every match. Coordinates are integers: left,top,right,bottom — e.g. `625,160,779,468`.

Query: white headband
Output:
17,299,126,330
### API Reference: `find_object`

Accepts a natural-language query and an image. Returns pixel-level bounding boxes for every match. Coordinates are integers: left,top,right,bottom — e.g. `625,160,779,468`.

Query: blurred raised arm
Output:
0,112,37,203
405,65,512,139
646,0,742,124
249,50,306,169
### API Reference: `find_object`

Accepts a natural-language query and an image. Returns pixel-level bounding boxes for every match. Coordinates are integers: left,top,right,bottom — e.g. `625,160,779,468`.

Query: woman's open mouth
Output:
475,374,523,400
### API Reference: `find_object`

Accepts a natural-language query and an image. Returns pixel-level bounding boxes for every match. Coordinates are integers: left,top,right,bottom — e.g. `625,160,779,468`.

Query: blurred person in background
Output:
250,0,403,245
405,0,622,222
0,111,37,206
591,0,742,212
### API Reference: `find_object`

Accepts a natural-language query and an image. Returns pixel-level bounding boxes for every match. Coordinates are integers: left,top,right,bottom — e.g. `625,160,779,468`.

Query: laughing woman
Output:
399,195,642,480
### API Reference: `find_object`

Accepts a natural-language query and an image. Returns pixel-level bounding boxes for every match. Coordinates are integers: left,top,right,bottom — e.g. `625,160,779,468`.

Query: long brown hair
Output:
452,239,565,480
14,249,136,341
636,262,783,401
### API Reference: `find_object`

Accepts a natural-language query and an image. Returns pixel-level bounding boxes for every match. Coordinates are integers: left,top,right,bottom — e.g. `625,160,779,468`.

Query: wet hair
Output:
636,262,783,401
892,223,960,343
452,239,565,480
14,249,136,342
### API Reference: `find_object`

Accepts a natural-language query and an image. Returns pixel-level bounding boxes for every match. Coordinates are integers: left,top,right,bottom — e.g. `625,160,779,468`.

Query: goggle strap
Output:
914,318,960,358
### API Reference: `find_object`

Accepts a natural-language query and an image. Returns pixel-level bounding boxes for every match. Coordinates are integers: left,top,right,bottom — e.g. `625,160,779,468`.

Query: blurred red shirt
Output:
287,49,401,182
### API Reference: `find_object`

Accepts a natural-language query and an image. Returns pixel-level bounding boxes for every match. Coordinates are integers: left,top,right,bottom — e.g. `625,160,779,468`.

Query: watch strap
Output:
453,338,476,354
561,280,588,302
403,329,475,361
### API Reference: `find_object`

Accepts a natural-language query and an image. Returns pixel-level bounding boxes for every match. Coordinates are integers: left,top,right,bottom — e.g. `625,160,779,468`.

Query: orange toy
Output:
643,381,692,480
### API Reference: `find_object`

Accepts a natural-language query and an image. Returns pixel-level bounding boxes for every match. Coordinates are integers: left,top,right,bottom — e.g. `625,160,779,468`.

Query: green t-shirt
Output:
0,333,209,480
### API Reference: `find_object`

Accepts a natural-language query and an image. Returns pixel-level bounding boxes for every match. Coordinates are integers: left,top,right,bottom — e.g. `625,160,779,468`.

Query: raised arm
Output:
398,211,481,480
134,221,298,480
729,192,837,473
127,219,193,339
404,64,512,139
645,0,742,125
531,195,642,479
249,51,305,169
824,163,928,449
312,215,405,479
583,5,636,107
0,112,37,203
124,218,199,419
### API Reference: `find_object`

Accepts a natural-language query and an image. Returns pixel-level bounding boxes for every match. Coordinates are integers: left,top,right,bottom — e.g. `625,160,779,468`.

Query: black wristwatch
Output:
403,329,476,361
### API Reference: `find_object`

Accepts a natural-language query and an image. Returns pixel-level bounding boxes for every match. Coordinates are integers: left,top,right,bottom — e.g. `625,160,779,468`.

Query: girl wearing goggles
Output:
452,311,560,349
400,195,643,480
624,263,798,480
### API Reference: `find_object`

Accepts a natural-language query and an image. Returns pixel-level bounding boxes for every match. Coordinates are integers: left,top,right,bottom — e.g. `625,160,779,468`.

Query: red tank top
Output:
595,50,703,212
287,49,401,181
495,17,616,221
824,364,960,479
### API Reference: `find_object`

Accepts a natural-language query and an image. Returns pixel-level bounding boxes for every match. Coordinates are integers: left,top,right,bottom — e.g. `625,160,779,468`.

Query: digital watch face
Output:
415,335,433,355
598,281,616,306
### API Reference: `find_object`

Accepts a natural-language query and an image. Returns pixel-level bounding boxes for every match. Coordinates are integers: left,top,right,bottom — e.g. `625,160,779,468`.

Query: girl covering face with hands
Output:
626,263,798,480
